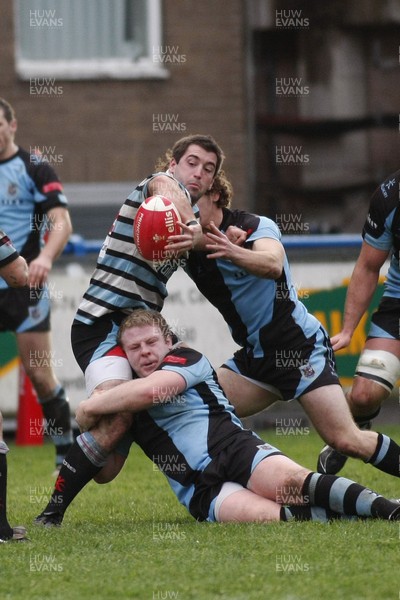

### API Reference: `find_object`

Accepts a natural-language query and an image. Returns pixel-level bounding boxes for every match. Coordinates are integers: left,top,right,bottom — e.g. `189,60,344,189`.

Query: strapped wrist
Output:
185,220,199,227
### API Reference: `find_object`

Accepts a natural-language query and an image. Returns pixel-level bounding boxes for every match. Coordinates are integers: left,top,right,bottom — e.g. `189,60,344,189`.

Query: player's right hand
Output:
331,331,352,352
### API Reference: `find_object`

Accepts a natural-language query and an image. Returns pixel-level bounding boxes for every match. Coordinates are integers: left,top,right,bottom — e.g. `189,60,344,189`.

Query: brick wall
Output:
1,0,248,205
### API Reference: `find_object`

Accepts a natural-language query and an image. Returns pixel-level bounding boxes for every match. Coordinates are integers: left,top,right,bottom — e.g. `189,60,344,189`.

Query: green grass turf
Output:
1,426,399,600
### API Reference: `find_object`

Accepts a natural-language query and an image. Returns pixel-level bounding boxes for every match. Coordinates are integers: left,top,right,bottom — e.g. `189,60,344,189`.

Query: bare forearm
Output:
84,380,154,417
224,245,283,279
341,264,380,336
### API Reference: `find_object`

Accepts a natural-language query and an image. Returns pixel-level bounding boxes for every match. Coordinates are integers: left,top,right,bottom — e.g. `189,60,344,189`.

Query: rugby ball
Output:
134,195,181,261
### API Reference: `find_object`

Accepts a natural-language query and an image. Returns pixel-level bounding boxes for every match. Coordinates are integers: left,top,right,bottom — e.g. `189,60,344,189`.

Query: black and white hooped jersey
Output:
0,148,68,290
75,173,196,325
186,208,321,356
362,170,400,299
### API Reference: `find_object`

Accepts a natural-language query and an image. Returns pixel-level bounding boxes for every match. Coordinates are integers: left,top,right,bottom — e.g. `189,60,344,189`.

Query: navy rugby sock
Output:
302,472,398,519
41,435,106,516
365,433,400,477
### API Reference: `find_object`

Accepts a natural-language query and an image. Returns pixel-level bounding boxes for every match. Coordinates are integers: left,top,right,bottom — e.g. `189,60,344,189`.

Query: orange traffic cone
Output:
16,363,43,446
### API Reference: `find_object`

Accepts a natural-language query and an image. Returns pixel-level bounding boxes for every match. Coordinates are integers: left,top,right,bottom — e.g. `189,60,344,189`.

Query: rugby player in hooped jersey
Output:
0,231,28,541
0,98,73,473
318,171,400,475
74,309,400,524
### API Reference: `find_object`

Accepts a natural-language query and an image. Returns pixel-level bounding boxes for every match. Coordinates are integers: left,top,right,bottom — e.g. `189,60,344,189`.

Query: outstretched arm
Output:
205,222,284,279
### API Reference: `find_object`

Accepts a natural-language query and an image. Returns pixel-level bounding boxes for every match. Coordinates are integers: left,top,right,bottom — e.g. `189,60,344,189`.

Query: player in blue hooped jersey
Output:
180,173,399,483
0,231,28,541
319,171,400,475
45,310,400,524
0,98,73,472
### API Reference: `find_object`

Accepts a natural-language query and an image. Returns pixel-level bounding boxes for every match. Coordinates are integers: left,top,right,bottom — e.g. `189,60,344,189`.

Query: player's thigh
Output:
217,487,281,523
364,337,400,358
217,367,281,418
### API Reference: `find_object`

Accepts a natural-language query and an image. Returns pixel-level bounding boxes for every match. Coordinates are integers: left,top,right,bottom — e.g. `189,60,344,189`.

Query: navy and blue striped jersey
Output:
132,345,246,512
186,208,320,355
75,173,196,325
0,230,19,268
0,148,68,289
362,170,400,299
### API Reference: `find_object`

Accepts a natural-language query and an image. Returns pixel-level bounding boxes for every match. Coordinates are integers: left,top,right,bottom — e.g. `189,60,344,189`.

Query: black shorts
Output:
188,431,283,521
368,297,400,341
0,286,50,333
223,325,340,401
71,317,125,374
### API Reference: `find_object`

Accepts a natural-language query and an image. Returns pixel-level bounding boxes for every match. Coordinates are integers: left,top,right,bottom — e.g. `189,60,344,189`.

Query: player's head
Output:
118,309,173,377
0,98,16,123
155,135,225,202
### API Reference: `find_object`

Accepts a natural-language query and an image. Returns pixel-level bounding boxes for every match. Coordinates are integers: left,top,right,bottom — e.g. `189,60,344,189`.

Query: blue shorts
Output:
223,325,340,401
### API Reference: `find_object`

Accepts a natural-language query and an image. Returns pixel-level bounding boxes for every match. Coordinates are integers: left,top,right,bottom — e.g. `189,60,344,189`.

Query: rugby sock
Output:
38,433,107,517
40,386,73,467
0,442,13,540
280,506,357,522
302,472,399,519
365,433,400,477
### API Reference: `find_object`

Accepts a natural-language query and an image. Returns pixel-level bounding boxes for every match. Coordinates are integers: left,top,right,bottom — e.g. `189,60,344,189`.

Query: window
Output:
14,0,167,80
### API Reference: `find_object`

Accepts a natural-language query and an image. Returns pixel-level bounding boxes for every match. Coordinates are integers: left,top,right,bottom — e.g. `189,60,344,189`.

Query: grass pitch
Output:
1,426,399,600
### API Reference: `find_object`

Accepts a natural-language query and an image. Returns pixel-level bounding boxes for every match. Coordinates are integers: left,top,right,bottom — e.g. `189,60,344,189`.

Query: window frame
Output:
14,0,168,81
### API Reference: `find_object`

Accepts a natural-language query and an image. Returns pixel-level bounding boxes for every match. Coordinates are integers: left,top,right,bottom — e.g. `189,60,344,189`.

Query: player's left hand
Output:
205,222,243,260
28,254,52,287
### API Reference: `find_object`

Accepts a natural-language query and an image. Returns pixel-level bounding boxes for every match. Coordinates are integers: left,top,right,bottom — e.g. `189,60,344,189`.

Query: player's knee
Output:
348,382,388,412
352,349,400,406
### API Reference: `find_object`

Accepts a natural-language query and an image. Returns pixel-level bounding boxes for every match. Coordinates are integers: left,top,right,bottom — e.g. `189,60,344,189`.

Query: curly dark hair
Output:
207,170,233,209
